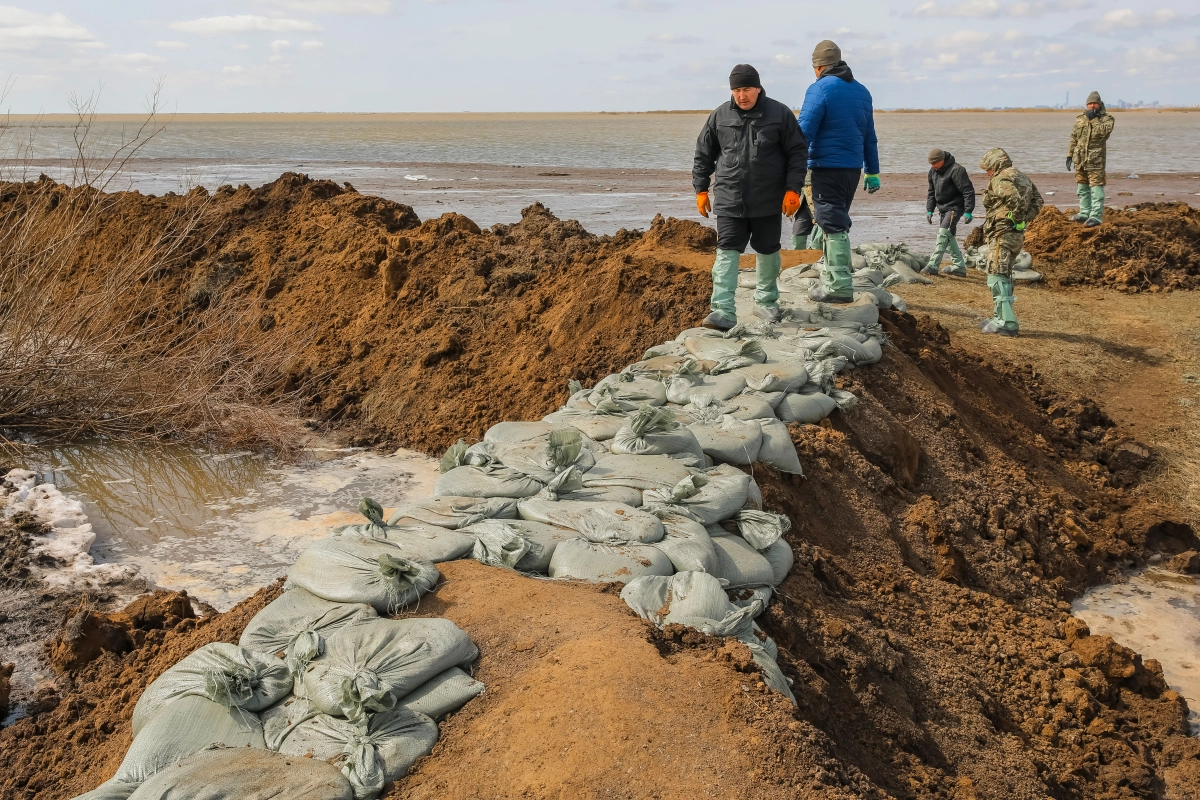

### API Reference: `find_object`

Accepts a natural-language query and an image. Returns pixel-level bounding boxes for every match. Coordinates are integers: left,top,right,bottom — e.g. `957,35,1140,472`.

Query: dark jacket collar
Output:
821,61,854,83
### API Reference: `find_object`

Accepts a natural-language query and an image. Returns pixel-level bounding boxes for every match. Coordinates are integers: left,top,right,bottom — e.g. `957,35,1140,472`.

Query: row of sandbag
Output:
75,577,483,800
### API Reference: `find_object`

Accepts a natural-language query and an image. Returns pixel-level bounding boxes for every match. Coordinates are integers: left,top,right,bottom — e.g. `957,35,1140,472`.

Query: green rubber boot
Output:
708,248,740,326
810,231,854,303
791,234,809,250
924,228,949,275
984,274,1019,334
1071,183,1091,223
752,251,782,322
946,233,967,274
809,224,826,253
1087,185,1105,226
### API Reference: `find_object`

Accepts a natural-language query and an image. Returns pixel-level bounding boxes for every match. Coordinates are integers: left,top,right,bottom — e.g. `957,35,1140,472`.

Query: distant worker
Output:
922,148,975,277
978,148,1043,337
799,39,880,304
1067,91,1114,228
693,64,808,330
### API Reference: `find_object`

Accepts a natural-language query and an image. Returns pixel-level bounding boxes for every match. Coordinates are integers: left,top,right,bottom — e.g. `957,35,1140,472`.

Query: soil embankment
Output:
1,177,1198,799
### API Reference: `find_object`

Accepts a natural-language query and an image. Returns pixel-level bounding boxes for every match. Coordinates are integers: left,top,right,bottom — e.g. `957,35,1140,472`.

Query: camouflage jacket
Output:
1068,107,1114,172
983,166,1044,238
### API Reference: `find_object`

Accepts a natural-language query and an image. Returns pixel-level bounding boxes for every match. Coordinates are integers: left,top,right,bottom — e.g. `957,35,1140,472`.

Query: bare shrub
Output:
0,85,306,454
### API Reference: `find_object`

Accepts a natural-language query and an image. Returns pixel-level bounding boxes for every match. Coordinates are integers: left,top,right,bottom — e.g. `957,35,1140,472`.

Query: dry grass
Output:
0,85,307,456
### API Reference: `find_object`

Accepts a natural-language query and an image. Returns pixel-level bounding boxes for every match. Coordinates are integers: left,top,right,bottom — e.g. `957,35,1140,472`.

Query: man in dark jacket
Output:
923,148,975,277
798,40,880,304
693,63,808,329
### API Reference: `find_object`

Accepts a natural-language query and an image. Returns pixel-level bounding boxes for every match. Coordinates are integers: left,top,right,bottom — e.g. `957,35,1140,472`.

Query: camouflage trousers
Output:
1074,166,1106,187
985,231,1024,278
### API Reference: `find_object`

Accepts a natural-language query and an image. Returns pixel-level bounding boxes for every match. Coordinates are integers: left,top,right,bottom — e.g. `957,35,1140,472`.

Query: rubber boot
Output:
809,231,854,304
942,232,967,276
982,274,1018,335
791,234,809,250
1086,185,1105,227
1071,183,1091,223
809,224,826,253
752,251,782,322
707,248,740,328
923,228,947,275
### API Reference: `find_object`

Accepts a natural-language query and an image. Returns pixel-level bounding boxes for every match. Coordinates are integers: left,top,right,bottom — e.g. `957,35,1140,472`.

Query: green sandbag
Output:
401,666,486,720
650,512,719,574
288,535,440,615
117,694,265,783
126,745,352,800
466,519,578,574
710,535,775,589
239,588,376,679
131,643,291,736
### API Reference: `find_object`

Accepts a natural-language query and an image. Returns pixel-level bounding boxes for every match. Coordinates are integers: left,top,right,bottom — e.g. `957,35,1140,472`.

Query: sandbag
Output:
132,643,291,736
239,588,376,678
633,354,718,378
682,337,767,373
588,372,667,407
687,416,763,465
735,362,810,393
609,406,707,464
400,666,486,721
542,406,628,442
484,430,598,484
823,334,883,366
484,421,575,443
289,536,440,615
710,535,775,589
548,538,674,583
558,484,644,506
723,393,778,421
582,453,695,492
126,745,352,800
117,694,265,783
380,520,476,563
70,781,139,800
303,617,478,722
651,512,719,574
465,518,577,574
516,498,664,544
734,509,791,550
776,390,837,424
761,538,794,586
434,464,543,499
277,706,440,799
643,465,749,525
387,495,518,529
664,372,747,404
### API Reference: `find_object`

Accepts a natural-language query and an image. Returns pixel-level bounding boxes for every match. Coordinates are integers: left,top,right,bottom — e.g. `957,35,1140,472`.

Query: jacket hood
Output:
934,152,956,171
979,147,1012,172
821,61,854,83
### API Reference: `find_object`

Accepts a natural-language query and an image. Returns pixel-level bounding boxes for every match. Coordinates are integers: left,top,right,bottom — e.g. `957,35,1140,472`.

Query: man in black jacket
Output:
693,64,808,330
923,148,975,277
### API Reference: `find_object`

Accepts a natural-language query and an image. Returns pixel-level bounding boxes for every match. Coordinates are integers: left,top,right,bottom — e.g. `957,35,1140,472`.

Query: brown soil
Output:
965,203,1200,292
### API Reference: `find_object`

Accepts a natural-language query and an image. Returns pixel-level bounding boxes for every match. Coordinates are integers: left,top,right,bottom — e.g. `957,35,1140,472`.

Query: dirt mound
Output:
5,304,1199,799
1022,203,1200,291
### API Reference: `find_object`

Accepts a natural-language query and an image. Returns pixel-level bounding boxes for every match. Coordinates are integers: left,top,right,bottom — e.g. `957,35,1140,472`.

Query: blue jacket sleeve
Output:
798,83,825,147
861,89,880,175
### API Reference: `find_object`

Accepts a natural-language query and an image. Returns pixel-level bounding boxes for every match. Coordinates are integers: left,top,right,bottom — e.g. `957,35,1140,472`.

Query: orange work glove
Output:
696,192,711,218
782,190,801,217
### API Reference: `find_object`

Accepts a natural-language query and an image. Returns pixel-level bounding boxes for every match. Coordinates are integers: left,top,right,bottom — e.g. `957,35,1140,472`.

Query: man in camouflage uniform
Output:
978,147,1043,337
1067,90,1114,228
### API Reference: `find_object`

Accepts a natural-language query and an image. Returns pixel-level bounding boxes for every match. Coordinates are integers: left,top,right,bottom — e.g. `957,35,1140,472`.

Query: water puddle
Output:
1073,568,1200,732
9,441,440,610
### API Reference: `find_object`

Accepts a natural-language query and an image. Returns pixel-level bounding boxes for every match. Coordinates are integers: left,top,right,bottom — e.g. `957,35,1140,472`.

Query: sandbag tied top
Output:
239,587,378,677
276,704,440,800
643,464,751,525
734,509,792,550
682,337,767,374
288,535,440,615
125,745,353,800
517,497,665,544
333,498,390,539
131,642,292,736
734,361,811,394
588,368,669,408
582,453,695,492
303,617,479,723
467,518,577,574
609,406,707,464
387,495,519,529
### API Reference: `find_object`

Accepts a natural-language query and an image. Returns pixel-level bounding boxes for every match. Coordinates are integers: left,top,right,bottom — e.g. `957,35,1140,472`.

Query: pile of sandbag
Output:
962,246,1043,281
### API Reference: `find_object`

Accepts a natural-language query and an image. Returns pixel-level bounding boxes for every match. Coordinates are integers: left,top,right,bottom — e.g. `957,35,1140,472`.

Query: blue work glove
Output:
963,212,973,224
927,211,933,224
864,174,881,194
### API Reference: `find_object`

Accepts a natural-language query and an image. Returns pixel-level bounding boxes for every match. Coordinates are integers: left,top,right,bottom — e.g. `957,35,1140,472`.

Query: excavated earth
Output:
1,176,1198,800
965,202,1200,292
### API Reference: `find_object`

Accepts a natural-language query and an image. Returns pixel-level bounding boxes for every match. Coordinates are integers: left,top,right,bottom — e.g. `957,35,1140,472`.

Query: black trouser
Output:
716,214,782,254
791,197,815,237
810,167,860,234
936,208,961,234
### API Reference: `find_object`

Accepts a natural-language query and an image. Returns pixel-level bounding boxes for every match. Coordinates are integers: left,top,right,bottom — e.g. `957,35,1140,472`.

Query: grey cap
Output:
812,40,841,68
928,148,946,164
1086,90,1102,105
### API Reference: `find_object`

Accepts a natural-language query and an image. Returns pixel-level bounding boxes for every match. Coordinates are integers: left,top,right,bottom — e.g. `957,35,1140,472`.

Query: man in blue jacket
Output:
799,40,881,303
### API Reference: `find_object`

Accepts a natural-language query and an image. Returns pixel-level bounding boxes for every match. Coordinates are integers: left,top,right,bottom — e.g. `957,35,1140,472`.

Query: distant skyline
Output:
2,0,1199,114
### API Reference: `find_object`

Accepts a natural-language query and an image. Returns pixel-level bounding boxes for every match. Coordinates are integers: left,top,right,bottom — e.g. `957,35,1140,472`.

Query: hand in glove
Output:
1066,157,1073,171
782,190,801,217
864,174,881,194
1006,211,1027,231
963,212,973,224
926,211,933,224
696,192,711,218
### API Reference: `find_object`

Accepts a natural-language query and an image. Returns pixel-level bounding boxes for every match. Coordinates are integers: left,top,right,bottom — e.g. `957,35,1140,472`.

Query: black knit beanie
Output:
729,64,761,89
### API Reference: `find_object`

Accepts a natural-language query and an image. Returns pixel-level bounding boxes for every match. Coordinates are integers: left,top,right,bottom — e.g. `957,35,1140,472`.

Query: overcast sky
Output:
3,0,1198,113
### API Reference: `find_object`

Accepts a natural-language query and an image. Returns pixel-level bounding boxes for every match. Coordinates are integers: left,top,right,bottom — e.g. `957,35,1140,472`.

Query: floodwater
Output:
1074,569,1200,733
11,442,440,611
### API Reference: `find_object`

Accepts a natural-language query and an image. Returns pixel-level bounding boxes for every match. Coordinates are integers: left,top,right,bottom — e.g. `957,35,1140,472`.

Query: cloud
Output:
300,40,323,50
909,0,1092,18
615,0,671,10
170,15,320,35
650,33,702,44
155,40,188,50
619,52,664,62
1076,8,1199,34
0,6,96,50
260,0,390,12
772,38,797,47
105,52,164,66
223,65,245,73
271,39,290,51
